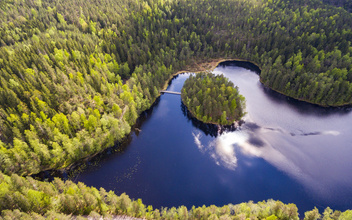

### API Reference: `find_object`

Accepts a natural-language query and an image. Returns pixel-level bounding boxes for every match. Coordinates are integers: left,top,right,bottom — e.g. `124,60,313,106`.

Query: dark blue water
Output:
72,62,352,214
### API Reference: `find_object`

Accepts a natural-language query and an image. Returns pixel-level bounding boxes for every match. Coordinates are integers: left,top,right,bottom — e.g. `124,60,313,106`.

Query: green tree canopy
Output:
181,73,246,125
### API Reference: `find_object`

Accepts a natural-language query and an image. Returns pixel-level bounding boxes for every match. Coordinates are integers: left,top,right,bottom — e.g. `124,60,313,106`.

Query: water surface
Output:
73,62,352,214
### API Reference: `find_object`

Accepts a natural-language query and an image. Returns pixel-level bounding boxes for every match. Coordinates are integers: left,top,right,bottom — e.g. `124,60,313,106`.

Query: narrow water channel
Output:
72,61,352,214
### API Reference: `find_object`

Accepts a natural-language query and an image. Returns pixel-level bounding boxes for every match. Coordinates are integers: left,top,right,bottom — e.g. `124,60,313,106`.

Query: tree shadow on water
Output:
32,98,163,182
218,60,351,117
180,102,241,137
218,60,261,74
260,84,352,117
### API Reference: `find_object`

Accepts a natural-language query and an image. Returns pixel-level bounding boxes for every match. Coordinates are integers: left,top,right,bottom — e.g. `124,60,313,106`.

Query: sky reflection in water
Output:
207,64,352,207
74,63,352,214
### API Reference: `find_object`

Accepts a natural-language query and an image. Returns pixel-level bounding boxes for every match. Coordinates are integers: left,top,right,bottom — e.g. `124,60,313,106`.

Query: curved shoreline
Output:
33,58,349,179
259,78,352,107
33,59,252,178
166,58,351,108
180,101,242,137
161,58,262,91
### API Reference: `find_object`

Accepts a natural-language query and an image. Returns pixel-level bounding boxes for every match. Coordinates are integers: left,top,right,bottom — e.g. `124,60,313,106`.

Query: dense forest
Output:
322,0,352,12
181,73,245,125
1,0,352,176
1,171,352,219
0,0,352,218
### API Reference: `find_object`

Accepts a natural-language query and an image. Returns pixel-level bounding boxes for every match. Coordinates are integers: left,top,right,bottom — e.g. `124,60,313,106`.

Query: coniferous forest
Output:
181,73,246,125
1,0,352,218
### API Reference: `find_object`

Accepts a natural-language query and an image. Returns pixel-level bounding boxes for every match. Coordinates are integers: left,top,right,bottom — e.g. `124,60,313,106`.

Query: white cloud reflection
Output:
209,132,240,170
193,123,342,199
193,131,248,170
192,131,205,152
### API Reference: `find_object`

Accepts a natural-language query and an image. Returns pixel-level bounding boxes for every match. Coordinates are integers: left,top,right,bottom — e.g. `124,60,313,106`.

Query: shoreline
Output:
182,99,240,127
33,58,350,179
168,57,350,108
180,101,242,137
33,59,251,179
259,78,351,108
161,58,262,91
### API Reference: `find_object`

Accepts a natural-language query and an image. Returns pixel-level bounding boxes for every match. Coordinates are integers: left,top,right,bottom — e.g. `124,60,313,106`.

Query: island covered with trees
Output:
0,0,352,218
1,0,352,177
181,73,246,125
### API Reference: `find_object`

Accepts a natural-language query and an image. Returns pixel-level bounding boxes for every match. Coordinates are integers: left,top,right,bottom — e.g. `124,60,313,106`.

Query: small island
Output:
181,72,246,126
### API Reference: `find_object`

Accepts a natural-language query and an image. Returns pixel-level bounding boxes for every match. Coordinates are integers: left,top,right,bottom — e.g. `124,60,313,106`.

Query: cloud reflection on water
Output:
209,63,351,208
193,121,341,200
193,131,245,170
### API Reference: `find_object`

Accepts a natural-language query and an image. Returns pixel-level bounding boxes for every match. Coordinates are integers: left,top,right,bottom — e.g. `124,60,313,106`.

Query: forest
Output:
1,0,352,176
322,0,352,12
1,171,352,219
0,0,352,218
181,73,246,125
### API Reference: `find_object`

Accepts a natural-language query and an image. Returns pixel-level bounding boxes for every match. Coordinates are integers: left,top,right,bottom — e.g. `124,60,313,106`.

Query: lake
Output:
72,61,352,214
